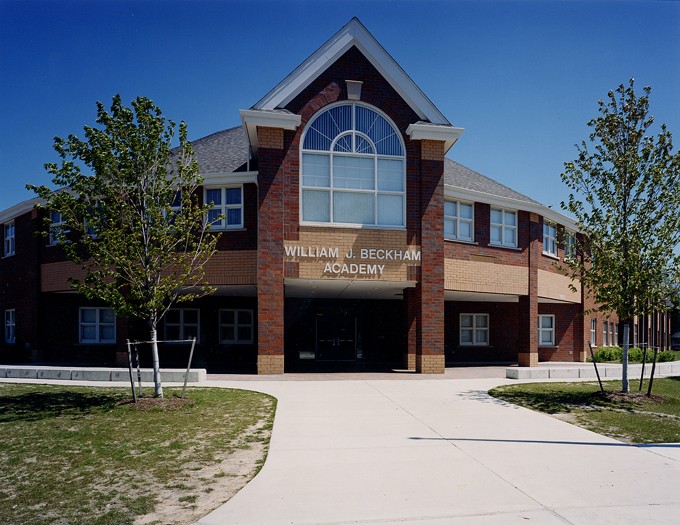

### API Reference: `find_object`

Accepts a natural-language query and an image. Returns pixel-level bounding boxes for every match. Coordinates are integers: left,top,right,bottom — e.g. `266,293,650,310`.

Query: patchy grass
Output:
0,384,276,525
489,377,680,444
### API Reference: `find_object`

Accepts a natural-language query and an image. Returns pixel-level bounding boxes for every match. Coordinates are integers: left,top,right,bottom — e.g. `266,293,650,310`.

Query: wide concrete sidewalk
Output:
196,376,680,525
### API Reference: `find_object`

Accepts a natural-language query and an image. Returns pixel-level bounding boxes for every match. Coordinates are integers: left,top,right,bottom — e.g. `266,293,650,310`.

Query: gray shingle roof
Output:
190,126,250,174
187,125,540,206
444,158,541,205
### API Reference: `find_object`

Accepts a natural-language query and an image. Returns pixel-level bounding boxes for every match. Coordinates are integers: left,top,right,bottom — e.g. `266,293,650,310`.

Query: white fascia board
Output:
406,123,465,154
0,197,45,223
239,109,301,154
444,184,580,232
201,171,258,186
253,18,451,126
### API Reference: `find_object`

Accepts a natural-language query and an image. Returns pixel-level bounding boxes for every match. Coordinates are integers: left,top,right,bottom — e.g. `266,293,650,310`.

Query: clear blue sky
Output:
1,0,679,212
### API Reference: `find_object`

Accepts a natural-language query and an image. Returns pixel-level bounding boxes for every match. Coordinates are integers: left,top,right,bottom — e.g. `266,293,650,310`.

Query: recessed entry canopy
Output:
445,291,578,305
285,278,415,300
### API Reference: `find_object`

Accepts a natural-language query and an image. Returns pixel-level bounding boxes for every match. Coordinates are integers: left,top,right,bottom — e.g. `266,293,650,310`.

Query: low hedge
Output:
589,346,679,363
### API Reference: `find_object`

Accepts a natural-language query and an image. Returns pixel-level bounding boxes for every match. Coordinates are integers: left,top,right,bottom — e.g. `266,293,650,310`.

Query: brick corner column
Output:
257,127,286,375
415,139,445,374
518,212,540,367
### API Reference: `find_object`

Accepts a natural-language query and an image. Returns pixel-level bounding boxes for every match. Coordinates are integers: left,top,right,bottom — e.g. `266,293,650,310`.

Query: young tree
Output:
29,95,220,397
561,79,680,392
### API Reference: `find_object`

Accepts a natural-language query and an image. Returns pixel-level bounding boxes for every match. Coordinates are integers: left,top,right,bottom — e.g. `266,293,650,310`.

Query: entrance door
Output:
316,313,356,361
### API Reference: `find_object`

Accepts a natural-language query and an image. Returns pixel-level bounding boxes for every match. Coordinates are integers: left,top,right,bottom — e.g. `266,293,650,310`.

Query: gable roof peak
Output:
251,18,451,126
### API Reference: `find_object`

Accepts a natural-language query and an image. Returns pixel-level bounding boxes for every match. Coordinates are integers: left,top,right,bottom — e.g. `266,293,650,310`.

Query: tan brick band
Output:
258,354,285,375
518,352,538,367
416,354,445,374
407,353,416,371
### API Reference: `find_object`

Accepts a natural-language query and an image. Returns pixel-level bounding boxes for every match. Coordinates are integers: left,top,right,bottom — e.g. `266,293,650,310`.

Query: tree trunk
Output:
622,321,630,393
150,328,163,398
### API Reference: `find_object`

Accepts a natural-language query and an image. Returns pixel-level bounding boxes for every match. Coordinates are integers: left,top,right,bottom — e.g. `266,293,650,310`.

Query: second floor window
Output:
444,201,473,242
564,231,576,259
543,222,557,256
205,186,243,229
490,208,517,248
49,211,69,245
3,221,15,256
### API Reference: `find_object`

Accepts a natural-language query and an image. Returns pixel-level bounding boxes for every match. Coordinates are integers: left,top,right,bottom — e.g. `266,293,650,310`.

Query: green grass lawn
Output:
0,384,276,525
489,377,680,444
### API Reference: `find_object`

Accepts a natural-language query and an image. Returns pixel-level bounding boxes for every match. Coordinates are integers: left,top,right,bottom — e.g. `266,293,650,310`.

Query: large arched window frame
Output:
300,102,406,228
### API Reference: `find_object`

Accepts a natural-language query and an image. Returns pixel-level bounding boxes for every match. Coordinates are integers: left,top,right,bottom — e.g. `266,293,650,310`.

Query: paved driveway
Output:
196,377,680,525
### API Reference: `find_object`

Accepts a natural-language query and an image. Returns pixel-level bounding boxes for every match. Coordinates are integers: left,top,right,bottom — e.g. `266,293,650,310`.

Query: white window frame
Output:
444,200,474,242
489,207,517,248
608,321,615,348
79,307,116,344
538,314,555,346
204,185,243,230
459,313,489,346
5,309,15,344
542,222,557,256
603,321,609,346
564,230,576,259
590,318,597,346
219,309,254,344
164,308,200,342
614,324,619,347
49,211,69,246
3,220,15,257
300,102,406,229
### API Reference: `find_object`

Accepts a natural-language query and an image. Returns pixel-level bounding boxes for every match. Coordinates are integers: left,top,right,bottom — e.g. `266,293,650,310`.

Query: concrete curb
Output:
507,360,680,380
0,365,206,383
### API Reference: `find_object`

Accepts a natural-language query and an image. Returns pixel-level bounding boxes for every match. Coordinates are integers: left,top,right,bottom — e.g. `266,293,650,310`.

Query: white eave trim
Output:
0,197,43,223
239,109,301,156
444,184,581,232
252,18,451,126
201,171,258,186
406,123,465,154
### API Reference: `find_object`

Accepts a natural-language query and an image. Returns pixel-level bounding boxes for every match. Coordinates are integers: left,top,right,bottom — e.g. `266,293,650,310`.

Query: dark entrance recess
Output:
285,298,405,371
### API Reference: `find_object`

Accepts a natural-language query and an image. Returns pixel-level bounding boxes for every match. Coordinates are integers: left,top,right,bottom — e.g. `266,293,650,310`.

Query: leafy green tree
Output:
561,79,680,392
29,95,220,397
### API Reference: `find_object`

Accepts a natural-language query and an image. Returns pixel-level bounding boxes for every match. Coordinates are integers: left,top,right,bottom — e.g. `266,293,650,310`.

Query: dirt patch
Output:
134,442,266,525
118,397,194,410
598,391,663,403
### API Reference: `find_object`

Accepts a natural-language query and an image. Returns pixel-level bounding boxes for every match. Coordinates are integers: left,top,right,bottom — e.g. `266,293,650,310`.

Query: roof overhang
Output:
252,18,452,126
406,123,465,154
239,109,301,157
0,197,43,223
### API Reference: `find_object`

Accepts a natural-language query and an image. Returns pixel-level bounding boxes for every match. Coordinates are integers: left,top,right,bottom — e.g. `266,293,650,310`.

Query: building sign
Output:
284,244,421,277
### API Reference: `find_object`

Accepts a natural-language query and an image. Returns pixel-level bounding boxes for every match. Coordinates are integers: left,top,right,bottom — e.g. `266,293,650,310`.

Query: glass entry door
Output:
316,313,357,361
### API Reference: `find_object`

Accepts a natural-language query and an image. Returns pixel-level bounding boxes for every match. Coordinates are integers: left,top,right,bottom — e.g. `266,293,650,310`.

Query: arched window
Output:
300,103,405,227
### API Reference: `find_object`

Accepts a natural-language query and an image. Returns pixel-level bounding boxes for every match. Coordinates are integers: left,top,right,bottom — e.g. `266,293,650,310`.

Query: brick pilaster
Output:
518,212,540,367
257,126,286,374
415,139,445,374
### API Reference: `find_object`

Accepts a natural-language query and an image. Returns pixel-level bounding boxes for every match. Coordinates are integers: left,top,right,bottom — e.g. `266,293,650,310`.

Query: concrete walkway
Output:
196,376,680,525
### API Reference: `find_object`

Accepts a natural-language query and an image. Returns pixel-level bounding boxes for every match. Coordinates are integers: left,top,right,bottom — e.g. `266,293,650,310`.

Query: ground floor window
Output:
5,309,15,344
79,307,115,343
460,314,489,346
219,309,254,344
590,319,597,346
603,321,609,346
165,309,199,341
539,314,555,346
